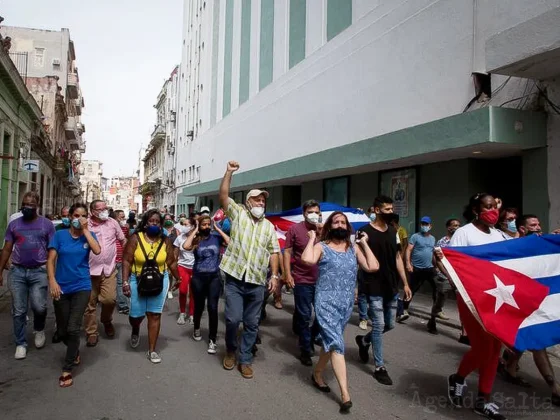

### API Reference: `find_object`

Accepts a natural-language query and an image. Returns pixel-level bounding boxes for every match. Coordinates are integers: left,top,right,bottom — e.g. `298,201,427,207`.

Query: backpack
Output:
136,235,165,297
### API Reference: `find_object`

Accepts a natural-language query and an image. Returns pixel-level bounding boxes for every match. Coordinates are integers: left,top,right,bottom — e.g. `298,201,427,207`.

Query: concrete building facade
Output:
1,26,86,213
80,159,103,203
175,0,560,237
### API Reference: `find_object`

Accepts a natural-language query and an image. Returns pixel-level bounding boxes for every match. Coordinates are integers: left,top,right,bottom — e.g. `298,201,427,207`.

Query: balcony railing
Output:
8,52,28,82
65,116,78,140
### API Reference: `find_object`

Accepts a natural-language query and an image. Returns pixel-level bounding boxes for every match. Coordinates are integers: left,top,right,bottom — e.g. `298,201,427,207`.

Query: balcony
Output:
75,95,84,116
67,72,79,100
54,157,68,176
150,124,165,144
65,116,78,140
78,138,86,153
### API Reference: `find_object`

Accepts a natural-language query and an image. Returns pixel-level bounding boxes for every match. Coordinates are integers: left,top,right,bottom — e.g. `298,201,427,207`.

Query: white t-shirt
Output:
449,223,507,247
173,234,195,268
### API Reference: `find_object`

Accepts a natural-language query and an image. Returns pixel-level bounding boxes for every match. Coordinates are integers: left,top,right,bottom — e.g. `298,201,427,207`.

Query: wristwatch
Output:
271,274,279,280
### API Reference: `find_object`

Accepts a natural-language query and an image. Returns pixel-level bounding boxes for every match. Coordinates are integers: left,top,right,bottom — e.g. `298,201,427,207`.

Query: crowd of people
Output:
0,162,559,418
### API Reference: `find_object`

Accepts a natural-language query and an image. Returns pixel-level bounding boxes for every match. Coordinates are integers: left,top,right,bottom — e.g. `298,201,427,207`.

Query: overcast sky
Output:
3,0,183,177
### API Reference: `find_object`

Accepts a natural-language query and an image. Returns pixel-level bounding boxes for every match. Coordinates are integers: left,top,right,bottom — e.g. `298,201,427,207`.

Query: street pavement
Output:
0,291,559,420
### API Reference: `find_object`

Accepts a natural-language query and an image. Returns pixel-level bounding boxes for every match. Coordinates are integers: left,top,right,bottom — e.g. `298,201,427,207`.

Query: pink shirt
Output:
88,217,125,276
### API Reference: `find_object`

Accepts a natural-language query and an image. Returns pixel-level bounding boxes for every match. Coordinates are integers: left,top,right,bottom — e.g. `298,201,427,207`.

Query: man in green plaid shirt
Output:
219,161,280,379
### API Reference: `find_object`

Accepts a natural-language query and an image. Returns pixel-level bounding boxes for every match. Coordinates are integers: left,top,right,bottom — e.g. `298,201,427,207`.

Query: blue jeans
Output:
358,293,368,321
293,284,320,354
9,265,49,346
224,274,265,365
364,294,397,367
115,263,129,311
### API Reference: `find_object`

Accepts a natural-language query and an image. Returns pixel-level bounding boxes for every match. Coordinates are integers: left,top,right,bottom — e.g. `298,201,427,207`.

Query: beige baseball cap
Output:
246,189,269,201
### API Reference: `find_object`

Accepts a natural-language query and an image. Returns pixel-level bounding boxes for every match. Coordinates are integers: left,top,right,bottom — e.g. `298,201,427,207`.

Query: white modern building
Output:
141,67,180,212
175,0,560,236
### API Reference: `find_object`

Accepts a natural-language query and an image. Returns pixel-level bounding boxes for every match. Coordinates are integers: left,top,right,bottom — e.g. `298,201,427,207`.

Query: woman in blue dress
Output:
302,211,379,414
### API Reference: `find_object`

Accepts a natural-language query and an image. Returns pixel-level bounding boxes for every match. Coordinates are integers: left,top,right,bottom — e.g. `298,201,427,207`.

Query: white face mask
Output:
98,210,109,221
250,206,265,219
119,220,127,227
306,213,320,224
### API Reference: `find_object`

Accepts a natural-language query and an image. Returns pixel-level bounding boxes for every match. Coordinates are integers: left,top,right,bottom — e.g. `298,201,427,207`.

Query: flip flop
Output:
73,353,81,366
59,373,73,388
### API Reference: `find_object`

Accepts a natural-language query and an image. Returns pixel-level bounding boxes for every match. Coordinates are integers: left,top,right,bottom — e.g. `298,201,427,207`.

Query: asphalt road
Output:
0,294,558,420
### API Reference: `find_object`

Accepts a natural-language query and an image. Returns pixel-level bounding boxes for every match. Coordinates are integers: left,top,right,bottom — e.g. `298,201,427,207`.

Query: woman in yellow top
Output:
122,209,180,363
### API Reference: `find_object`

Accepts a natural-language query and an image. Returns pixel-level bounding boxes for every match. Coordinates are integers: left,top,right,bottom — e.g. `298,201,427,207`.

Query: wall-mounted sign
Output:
22,160,40,173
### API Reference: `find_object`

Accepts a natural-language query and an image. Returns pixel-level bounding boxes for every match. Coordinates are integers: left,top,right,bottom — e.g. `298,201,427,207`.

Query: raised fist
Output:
227,161,240,172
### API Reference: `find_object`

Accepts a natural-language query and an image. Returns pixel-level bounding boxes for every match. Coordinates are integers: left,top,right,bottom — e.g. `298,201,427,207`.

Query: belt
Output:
12,263,46,270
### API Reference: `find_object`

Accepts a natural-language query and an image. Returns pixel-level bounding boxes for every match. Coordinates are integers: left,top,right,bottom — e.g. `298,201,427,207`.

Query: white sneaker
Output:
167,291,174,299
177,313,187,325
14,345,27,360
359,320,368,330
207,340,217,354
193,329,202,341
147,351,162,364
188,315,194,325
34,331,46,349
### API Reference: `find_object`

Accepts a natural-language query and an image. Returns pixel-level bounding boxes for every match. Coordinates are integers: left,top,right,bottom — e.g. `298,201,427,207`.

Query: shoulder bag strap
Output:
137,233,150,259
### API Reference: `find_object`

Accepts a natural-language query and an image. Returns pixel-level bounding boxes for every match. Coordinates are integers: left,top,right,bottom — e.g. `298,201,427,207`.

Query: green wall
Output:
222,0,234,117
259,0,275,90
327,0,352,41
289,0,306,68
349,172,379,211
239,0,252,105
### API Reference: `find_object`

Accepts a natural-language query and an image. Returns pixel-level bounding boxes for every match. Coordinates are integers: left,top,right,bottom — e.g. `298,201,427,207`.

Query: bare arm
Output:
396,250,412,300
219,161,239,211
121,234,137,297
165,238,180,285
0,241,14,286
405,243,414,271
183,228,198,251
301,231,323,265
81,220,101,255
283,247,294,287
355,235,379,272
214,225,230,245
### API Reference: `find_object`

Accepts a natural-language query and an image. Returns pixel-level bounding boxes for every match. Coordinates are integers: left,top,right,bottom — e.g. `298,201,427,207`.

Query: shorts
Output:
129,272,170,317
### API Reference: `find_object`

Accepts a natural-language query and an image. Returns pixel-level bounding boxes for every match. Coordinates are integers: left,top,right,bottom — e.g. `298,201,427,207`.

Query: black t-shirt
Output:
358,223,399,298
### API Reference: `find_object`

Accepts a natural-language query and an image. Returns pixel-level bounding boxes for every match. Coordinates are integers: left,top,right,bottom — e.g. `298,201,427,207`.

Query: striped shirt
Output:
115,224,129,263
219,198,280,286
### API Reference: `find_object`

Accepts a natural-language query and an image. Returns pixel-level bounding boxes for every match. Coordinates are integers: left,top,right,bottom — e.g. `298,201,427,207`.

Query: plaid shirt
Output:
219,198,280,286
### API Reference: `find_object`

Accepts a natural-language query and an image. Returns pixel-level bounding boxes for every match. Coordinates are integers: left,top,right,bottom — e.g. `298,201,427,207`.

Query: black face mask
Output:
21,207,36,220
199,228,211,236
329,228,348,240
378,212,392,223
526,230,542,236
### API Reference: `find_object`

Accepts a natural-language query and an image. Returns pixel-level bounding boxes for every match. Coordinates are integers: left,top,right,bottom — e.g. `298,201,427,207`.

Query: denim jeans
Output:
53,290,90,371
115,263,129,311
191,272,221,342
9,265,49,346
364,294,397,367
293,284,321,354
224,274,265,365
358,293,368,321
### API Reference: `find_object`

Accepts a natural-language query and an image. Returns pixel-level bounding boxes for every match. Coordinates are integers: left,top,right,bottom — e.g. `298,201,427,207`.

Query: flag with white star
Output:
441,234,560,351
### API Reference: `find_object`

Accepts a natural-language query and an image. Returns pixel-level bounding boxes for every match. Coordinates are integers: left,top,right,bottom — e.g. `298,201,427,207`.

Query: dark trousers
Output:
293,284,320,355
191,272,221,342
53,290,90,371
397,267,436,316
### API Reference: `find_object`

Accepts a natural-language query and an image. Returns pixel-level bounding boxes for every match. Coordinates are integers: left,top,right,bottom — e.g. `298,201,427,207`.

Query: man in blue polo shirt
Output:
397,216,437,333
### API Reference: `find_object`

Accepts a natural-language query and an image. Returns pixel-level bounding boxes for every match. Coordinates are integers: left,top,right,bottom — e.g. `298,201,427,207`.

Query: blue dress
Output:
315,242,358,354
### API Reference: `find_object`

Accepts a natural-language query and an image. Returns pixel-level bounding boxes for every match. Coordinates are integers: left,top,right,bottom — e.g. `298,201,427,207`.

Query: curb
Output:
408,308,461,330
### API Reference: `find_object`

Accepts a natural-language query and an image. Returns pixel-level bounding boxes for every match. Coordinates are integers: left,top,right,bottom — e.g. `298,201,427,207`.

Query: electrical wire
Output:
536,84,560,114
499,92,538,107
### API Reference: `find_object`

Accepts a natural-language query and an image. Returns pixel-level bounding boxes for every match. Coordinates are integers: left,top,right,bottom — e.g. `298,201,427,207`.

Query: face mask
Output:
329,228,348,240
526,230,542,236
146,225,161,236
71,219,82,229
507,220,517,233
420,225,431,233
306,213,320,224
250,206,265,219
378,212,392,223
61,217,70,226
98,210,109,221
448,227,458,236
120,220,127,227
199,228,211,236
21,207,36,220
478,209,499,226
369,213,376,222
164,220,174,227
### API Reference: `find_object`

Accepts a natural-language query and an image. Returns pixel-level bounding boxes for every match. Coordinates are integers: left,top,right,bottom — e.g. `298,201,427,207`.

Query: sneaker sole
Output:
208,349,217,354
130,336,140,349
193,336,202,341
447,375,462,408
223,361,235,370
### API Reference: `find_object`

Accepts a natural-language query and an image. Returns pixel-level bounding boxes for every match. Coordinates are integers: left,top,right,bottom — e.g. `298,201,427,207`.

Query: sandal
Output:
73,353,81,366
59,373,73,388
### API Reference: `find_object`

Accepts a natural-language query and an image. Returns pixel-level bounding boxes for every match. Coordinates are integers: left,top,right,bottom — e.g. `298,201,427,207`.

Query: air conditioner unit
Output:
52,58,61,66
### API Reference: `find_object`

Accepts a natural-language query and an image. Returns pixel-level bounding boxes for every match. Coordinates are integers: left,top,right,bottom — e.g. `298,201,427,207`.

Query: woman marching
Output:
183,215,229,354
302,212,379,414
122,209,181,363
47,203,101,388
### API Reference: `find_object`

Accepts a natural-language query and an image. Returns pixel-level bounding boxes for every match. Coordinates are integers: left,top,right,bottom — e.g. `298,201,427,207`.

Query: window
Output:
34,48,45,67
324,177,348,206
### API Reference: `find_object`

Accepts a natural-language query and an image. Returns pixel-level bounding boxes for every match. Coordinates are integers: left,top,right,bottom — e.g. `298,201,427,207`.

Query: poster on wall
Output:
391,175,408,217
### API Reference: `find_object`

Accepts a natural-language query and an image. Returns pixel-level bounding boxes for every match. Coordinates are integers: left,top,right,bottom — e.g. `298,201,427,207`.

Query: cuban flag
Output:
441,234,560,352
266,202,370,249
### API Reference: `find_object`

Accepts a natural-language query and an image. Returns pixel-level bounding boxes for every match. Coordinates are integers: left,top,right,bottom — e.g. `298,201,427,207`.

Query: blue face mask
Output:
507,220,517,233
71,219,82,229
420,225,431,233
369,213,376,222
146,225,161,236
62,217,70,226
